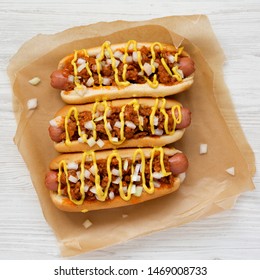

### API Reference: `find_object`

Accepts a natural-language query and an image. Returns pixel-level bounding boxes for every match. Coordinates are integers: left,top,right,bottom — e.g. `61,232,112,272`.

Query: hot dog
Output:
48,98,191,153
50,40,195,104
45,147,188,212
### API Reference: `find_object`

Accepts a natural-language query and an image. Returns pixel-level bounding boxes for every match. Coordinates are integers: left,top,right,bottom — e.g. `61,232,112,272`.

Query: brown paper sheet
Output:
7,15,255,257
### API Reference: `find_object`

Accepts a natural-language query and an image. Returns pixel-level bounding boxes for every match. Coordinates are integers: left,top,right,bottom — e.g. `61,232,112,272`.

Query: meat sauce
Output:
62,45,186,91
58,103,177,143
59,153,173,202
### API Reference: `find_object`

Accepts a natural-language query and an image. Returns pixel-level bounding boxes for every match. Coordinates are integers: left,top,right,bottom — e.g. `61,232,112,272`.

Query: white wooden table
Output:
0,0,259,260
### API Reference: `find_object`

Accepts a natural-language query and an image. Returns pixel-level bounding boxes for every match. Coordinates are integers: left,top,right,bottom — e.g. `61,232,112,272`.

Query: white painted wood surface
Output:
0,0,259,260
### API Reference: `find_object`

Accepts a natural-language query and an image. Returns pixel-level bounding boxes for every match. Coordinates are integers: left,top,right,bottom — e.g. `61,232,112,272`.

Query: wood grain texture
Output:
0,0,259,260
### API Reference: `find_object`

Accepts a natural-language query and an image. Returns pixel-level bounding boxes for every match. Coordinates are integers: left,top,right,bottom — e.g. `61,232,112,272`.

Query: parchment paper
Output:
7,15,255,257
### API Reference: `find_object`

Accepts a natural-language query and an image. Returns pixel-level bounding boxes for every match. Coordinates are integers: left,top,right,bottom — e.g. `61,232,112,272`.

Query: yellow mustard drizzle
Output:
71,51,81,88
175,46,184,62
63,98,182,146
65,107,87,145
57,147,172,205
150,98,159,135
109,151,124,199
103,100,126,145
57,160,85,205
91,101,99,140
131,99,143,131
149,147,172,189
122,40,138,84
159,98,182,135
70,40,184,89
81,49,93,77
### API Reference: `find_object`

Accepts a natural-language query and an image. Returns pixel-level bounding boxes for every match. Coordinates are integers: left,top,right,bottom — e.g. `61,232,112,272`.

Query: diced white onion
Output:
96,53,101,59
76,171,81,179
131,184,136,194
89,165,96,175
84,169,91,179
153,116,159,126
27,98,38,110
67,162,78,170
153,61,159,68
106,58,112,65
68,75,74,83
112,177,121,184
77,63,86,73
123,159,129,171
84,121,94,130
122,186,127,193
49,119,58,127
109,191,115,200
177,69,184,78
114,121,122,128
114,59,120,68
94,115,104,122
87,137,96,147
113,50,123,60
84,185,90,192
106,122,112,131
90,186,97,194
167,54,175,63
49,116,62,127
143,62,153,76
77,136,83,143
96,138,105,148
153,181,161,188
102,77,111,86
134,186,143,197
178,172,186,183
86,76,94,87
111,168,120,176
75,85,86,96
77,58,86,64
111,137,118,142
132,174,141,182
200,143,208,154
134,164,141,176
28,77,41,86
226,167,235,176
68,175,78,183
132,51,138,62
125,121,136,129
154,128,164,136
82,219,92,229
119,55,125,62
152,172,163,179
125,55,133,63
94,111,101,118
138,71,144,76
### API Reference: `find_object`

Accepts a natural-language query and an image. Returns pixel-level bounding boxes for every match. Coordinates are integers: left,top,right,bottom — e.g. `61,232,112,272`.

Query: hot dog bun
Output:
51,41,195,104
49,183,179,212
46,147,187,212
60,79,194,105
54,134,184,153
48,98,191,153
